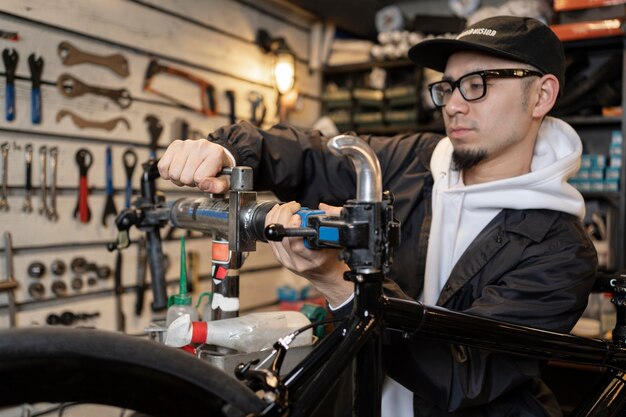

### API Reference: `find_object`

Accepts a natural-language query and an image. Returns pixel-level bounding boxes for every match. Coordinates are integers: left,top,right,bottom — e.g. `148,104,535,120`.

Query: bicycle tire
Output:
0,328,266,417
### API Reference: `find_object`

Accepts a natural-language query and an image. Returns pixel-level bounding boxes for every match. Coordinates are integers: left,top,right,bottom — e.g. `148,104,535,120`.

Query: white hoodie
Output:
422,116,585,305
382,117,585,417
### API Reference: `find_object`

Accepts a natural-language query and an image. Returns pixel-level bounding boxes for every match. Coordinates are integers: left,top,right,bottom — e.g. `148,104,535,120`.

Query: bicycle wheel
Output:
0,328,266,417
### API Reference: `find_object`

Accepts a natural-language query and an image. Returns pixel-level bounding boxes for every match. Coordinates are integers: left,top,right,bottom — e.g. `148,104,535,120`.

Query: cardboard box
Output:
554,0,626,12
550,18,624,41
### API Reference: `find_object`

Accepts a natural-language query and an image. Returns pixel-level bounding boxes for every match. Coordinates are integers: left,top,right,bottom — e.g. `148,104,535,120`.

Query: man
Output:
159,16,597,417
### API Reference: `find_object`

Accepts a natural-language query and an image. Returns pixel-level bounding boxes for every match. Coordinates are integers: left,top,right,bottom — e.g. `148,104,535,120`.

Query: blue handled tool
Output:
28,54,44,124
296,208,341,249
2,49,18,122
102,146,118,226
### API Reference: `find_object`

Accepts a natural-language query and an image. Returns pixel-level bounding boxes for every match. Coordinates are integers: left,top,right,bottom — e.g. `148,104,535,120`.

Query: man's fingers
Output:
158,139,184,180
319,202,342,216
197,177,230,193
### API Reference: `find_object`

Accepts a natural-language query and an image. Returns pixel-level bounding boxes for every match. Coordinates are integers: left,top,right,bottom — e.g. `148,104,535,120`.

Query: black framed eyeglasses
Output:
428,68,544,108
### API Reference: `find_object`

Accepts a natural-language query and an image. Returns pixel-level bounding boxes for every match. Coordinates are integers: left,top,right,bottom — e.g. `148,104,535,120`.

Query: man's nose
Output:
444,87,468,116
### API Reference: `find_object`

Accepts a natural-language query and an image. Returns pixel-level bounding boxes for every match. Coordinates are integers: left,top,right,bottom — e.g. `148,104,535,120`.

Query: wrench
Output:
1,232,18,327
56,109,130,131
28,54,44,124
38,146,49,217
57,73,132,109
74,148,92,223
58,41,129,78
0,142,8,211
48,147,59,221
101,146,117,226
145,115,163,159
123,149,137,209
22,144,33,213
2,49,18,122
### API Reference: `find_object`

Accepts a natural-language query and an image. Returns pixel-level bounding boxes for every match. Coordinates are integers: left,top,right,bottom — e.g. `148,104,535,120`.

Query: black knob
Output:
97,265,111,279
28,282,45,300
71,276,83,290
51,259,67,276
70,257,87,273
264,224,286,241
27,261,46,279
51,280,67,297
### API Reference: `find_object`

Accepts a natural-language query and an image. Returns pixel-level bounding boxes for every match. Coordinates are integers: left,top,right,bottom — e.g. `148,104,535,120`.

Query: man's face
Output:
440,51,538,171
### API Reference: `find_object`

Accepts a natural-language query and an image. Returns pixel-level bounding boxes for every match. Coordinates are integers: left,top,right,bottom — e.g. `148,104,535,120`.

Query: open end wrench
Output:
2,232,18,327
57,73,132,109
48,147,59,221
123,149,137,209
145,115,163,159
74,149,92,223
56,109,130,131
58,41,129,78
38,146,49,217
102,146,117,226
0,142,9,211
22,144,33,213
28,54,44,124
2,49,18,122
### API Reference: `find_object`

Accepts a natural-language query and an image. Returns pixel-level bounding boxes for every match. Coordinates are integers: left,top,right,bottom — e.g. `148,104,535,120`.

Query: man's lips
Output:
448,126,472,139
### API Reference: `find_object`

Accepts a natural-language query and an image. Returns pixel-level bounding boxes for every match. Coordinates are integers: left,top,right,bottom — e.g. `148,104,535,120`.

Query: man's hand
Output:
157,139,233,193
266,201,353,307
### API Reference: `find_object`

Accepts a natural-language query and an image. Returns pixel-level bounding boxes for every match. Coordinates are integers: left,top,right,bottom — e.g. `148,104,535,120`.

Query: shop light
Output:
256,29,296,95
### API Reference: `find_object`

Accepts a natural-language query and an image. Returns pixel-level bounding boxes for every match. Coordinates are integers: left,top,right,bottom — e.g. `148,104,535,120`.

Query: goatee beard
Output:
452,149,487,171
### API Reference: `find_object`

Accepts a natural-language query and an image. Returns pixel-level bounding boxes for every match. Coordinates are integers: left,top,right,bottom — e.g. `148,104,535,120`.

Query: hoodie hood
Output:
429,116,585,218
422,117,584,305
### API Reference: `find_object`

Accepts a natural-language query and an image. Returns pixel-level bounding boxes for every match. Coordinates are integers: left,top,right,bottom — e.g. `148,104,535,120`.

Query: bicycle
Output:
1,135,626,417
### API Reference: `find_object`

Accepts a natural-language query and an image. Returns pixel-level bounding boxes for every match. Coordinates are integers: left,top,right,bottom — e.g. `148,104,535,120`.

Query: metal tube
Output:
328,135,382,203
169,197,230,236
383,297,626,371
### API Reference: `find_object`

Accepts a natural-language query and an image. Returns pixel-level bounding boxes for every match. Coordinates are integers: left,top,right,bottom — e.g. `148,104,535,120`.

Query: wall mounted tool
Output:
73,148,92,223
56,109,130,131
123,149,137,209
28,54,44,124
247,91,266,127
145,115,163,159
225,90,236,124
22,144,32,213
2,49,18,121
38,146,49,217
58,74,131,108
2,232,17,327
58,41,129,78
48,146,58,221
102,146,117,226
143,59,216,116
0,142,9,211
0,31,19,42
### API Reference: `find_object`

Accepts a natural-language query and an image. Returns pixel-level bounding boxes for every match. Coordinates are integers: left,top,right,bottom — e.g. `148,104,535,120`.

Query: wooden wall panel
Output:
0,0,321,333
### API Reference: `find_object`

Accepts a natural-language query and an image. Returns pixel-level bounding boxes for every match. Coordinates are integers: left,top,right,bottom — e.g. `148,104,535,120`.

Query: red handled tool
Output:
73,148,93,223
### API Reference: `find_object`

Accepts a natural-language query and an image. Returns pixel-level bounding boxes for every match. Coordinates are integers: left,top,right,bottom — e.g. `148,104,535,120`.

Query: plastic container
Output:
165,311,313,353
165,236,198,327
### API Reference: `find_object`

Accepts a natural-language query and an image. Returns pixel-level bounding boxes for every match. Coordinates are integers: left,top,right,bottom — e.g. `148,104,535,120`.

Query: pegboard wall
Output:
0,0,319,333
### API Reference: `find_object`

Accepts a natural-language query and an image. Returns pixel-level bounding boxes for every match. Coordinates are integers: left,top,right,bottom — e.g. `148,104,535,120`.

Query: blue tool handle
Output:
105,147,114,195
124,180,132,208
6,84,15,121
297,208,326,249
31,87,41,124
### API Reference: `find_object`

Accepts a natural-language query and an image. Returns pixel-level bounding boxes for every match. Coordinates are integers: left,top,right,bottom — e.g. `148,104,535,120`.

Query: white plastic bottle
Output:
165,311,313,353
165,236,199,327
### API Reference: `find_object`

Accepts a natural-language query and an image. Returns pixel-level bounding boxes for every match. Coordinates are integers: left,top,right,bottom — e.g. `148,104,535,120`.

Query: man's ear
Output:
532,74,559,118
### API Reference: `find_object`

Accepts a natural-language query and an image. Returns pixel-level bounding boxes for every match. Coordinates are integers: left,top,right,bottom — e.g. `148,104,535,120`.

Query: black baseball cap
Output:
408,15,565,91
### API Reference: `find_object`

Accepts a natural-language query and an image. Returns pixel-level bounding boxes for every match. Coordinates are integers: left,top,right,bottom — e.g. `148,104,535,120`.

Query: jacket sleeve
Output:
383,218,598,412
208,120,441,208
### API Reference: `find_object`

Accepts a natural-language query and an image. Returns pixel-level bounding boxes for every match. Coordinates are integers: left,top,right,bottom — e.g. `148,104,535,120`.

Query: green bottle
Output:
165,236,199,327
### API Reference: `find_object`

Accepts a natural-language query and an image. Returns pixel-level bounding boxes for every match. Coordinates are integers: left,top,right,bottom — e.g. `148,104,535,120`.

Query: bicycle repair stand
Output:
595,273,626,347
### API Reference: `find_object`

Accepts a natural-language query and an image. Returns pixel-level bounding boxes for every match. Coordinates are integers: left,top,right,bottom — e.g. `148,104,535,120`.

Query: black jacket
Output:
209,121,598,417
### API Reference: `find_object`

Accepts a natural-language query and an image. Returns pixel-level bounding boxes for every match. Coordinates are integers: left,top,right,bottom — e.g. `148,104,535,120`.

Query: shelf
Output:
582,191,621,205
562,115,622,126
323,59,414,74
